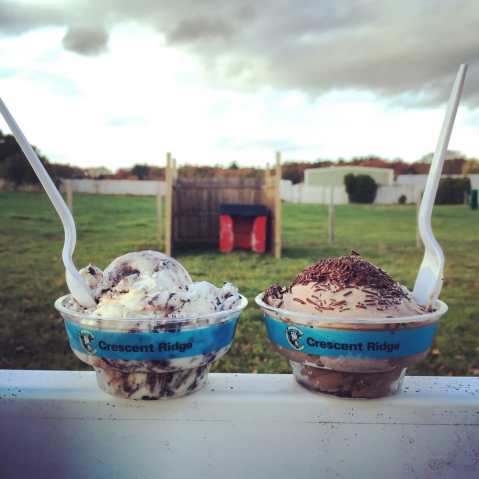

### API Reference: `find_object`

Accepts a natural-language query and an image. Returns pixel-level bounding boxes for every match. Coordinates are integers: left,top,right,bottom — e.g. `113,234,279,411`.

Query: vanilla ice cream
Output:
69,250,241,318
57,250,246,399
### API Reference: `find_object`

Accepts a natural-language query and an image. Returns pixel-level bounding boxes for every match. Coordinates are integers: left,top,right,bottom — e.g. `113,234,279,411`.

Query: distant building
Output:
85,167,112,178
304,166,394,187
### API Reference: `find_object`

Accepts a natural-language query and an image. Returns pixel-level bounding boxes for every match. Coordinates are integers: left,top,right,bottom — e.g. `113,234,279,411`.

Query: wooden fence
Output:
161,153,282,258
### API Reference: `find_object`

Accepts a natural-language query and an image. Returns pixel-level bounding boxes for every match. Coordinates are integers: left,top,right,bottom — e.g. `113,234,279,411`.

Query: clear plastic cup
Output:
256,294,447,398
55,295,247,400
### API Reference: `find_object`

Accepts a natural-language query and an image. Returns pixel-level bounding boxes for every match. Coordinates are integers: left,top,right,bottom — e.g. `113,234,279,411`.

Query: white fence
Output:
3,175,478,205
66,179,165,196
397,174,479,189
305,166,395,187
62,176,479,196
280,180,349,204
282,175,479,205
375,185,422,204
0,178,165,196
281,181,420,205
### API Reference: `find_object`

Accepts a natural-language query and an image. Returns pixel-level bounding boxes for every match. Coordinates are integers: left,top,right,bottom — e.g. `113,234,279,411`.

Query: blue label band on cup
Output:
263,315,438,359
64,317,239,360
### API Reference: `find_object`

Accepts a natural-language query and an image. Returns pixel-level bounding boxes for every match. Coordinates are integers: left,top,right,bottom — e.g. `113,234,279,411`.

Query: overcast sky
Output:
0,0,478,169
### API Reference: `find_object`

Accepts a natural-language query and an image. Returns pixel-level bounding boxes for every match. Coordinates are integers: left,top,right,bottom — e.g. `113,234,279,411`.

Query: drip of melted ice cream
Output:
264,252,426,318
68,250,240,318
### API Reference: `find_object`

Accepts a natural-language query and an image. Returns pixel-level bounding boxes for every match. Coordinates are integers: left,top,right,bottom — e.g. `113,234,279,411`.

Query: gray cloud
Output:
0,0,67,33
1,0,478,105
169,16,235,43
62,25,109,55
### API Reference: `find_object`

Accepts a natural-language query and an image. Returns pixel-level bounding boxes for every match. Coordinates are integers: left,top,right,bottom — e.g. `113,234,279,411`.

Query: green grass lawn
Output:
1,191,478,376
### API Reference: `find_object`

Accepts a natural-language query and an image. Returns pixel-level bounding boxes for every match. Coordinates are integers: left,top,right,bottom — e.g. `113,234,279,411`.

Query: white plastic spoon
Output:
413,64,467,307
0,97,96,308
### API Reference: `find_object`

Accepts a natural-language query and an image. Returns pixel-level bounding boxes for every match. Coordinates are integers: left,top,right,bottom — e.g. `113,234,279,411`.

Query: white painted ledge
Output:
1,371,478,479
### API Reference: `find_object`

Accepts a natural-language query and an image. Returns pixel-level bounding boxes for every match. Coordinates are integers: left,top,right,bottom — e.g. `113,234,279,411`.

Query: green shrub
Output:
344,173,356,199
436,177,471,204
344,173,378,203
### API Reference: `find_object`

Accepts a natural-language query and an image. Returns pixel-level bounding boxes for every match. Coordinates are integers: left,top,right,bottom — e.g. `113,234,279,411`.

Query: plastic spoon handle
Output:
0,97,95,307
413,64,467,306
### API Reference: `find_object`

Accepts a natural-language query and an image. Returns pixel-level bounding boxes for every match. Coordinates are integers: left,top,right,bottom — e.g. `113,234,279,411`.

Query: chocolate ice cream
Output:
257,252,447,398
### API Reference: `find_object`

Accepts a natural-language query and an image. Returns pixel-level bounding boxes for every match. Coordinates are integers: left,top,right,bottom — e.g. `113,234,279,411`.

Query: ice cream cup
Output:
55,295,248,400
255,294,447,398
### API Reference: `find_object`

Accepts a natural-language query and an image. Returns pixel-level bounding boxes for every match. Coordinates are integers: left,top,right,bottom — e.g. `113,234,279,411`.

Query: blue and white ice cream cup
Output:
55,295,247,400
256,294,447,398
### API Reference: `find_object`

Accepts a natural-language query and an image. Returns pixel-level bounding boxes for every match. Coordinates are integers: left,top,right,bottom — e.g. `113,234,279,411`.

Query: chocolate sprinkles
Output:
290,252,407,307
293,298,307,305
263,252,411,311
263,283,286,302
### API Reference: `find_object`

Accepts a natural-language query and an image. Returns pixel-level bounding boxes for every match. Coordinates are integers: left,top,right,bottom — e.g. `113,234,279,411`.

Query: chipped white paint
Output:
0,371,478,479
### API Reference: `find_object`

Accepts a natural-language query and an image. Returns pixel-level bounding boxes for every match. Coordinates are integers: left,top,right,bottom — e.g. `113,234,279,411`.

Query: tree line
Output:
1,128,478,188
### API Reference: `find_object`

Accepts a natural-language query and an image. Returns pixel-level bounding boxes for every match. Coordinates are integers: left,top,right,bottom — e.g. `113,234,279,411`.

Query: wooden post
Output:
264,163,272,206
264,163,271,188
416,191,422,249
164,153,173,256
172,158,178,180
65,179,73,213
328,186,335,245
156,183,163,247
274,152,282,259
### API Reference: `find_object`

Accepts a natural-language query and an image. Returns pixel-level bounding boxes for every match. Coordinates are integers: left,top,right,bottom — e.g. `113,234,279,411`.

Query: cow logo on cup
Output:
286,326,304,351
80,329,96,354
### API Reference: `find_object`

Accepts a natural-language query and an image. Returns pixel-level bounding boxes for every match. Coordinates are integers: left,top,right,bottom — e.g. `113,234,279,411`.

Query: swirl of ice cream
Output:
68,250,241,318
